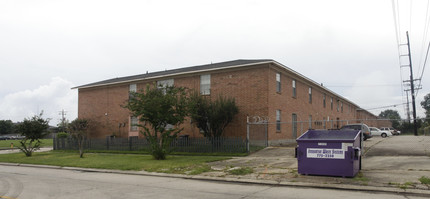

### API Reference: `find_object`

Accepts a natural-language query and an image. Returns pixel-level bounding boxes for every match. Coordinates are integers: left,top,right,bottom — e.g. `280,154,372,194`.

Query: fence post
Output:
246,116,250,153
106,136,110,150
129,137,132,151
53,137,57,150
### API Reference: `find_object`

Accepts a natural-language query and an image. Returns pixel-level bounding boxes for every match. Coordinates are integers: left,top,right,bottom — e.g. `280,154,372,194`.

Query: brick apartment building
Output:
74,59,384,145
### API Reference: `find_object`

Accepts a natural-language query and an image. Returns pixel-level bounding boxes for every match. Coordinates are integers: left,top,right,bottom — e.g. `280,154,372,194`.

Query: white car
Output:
380,127,401,135
370,127,392,138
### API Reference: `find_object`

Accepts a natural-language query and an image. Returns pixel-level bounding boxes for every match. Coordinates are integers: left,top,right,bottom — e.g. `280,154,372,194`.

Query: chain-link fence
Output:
247,118,430,148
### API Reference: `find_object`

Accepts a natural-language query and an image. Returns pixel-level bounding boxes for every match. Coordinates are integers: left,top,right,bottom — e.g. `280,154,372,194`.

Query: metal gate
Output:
246,116,268,152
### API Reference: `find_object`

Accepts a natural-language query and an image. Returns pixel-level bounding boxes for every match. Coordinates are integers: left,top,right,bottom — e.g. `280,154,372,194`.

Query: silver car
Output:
369,127,392,138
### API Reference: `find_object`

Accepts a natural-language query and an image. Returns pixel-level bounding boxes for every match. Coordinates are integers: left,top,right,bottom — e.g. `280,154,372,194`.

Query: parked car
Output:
340,124,372,141
369,127,392,138
0,135,10,140
380,127,401,135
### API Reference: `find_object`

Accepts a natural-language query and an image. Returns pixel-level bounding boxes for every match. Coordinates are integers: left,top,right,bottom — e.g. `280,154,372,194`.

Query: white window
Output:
323,93,326,108
330,97,333,110
309,87,312,103
276,110,281,131
337,100,340,112
200,74,211,95
130,116,138,131
157,79,174,88
292,80,296,97
157,79,174,94
129,84,137,99
276,73,281,93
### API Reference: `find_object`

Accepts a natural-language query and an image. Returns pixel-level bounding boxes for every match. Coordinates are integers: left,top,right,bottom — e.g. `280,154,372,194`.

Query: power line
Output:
325,84,399,88
364,103,408,111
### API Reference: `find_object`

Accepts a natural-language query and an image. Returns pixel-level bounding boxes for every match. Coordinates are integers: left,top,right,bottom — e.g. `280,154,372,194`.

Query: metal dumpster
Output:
296,130,361,177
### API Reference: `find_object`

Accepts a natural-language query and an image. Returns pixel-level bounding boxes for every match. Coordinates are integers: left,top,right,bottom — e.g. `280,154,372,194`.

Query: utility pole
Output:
405,31,418,136
59,109,67,131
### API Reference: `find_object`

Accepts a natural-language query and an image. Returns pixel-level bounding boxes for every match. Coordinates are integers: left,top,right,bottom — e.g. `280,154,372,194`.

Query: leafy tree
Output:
379,109,401,129
68,118,90,158
124,84,189,160
0,120,15,135
189,93,239,138
421,93,430,123
17,113,50,157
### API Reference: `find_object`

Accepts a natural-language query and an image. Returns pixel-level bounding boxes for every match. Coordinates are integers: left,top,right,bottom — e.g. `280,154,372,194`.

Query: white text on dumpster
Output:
306,148,345,159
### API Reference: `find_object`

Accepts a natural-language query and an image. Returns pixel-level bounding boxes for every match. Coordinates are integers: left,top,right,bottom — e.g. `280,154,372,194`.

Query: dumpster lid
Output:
296,130,360,141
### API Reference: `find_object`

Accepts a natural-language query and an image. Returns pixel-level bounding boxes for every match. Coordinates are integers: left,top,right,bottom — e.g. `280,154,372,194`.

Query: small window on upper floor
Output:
330,97,333,110
309,87,312,103
157,79,174,94
129,84,137,99
200,74,211,95
337,100,340,112
292,80,296,98
276,73,281,93
323,93,326,108
341,102,343,113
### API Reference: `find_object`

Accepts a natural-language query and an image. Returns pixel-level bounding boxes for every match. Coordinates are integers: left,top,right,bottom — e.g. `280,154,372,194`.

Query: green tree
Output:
124,84,189,160
0,120,15,135
17,113,50,157
189,93,239,138
68,118,90,158
421,93,430,123
379,109,401,129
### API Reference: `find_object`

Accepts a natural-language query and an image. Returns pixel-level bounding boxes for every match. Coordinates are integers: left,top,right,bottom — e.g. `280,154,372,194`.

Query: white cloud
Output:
0,77,77,125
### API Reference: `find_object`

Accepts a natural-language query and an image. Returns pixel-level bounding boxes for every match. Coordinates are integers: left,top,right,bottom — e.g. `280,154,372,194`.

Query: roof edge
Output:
72,60,274,90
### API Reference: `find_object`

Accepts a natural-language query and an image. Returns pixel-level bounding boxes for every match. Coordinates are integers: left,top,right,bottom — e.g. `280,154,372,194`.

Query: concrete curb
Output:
1,162,429,197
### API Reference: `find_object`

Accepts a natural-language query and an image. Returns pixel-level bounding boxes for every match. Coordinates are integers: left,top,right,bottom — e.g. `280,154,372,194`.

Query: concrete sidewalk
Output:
0,147,53,154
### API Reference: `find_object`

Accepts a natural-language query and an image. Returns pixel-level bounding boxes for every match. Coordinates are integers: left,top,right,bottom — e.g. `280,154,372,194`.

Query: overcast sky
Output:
0,0,429,125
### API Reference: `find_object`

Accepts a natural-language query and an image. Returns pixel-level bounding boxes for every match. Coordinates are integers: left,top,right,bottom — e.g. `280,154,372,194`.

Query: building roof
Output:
73,59,360,108
73,59,274,89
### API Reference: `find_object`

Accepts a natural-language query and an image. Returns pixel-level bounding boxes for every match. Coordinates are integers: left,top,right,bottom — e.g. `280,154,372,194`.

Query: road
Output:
0,165,427,199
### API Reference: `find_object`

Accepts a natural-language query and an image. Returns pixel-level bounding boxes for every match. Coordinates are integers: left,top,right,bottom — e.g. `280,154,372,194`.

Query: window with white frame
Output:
157,79,174,94
341,102,343,113
309,87,312,103
276,73,281,93
129,84,137,99
130,116,138,131
292,80,296,98
330,97,333,110
337,100,340,112
200,74,211,95
276,110,281,131
309,115,312,129
323,93,326,108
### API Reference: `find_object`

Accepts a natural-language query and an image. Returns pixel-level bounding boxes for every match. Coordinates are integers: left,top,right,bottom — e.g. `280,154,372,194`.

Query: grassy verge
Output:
0,151,230,175
0,139,53,148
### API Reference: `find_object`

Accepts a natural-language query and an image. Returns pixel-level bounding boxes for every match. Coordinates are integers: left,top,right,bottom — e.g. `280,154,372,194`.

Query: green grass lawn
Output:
0,139,53,148
0,151,230,175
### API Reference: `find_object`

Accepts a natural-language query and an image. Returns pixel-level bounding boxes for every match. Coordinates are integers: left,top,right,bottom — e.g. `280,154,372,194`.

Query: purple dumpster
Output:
296,130,361,177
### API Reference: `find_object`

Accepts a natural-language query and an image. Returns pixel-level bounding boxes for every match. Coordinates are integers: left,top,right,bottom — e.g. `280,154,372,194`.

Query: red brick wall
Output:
78,64,271,139
78,63,376,145
267,65,360,144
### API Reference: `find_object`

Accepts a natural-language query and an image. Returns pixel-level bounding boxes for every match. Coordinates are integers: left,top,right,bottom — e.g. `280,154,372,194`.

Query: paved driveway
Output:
205,136,430,190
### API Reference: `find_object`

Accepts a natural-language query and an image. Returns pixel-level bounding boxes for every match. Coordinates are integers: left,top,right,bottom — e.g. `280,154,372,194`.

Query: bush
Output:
57,132,69,139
